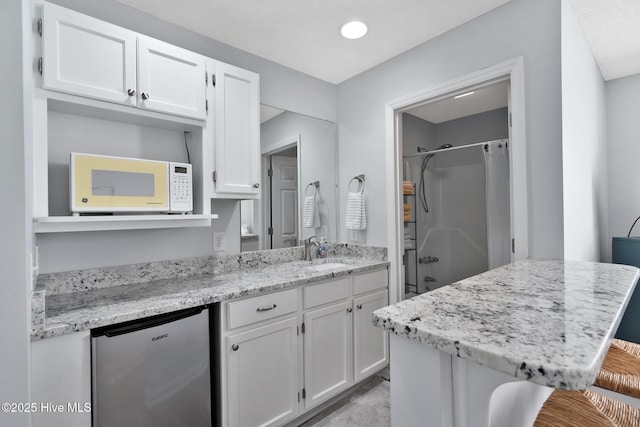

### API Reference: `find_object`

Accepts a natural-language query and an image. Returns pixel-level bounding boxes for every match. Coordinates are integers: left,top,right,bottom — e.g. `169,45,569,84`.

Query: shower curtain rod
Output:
403,138,508,158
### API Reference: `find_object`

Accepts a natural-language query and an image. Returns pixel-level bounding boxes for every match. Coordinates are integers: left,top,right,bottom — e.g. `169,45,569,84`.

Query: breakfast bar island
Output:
373,259,640,427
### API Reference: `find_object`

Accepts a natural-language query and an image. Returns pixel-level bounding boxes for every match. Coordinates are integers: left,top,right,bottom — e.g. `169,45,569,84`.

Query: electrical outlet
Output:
213,232,226,251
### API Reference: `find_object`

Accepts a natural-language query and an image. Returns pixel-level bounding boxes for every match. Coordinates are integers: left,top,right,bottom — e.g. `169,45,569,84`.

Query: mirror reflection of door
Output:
269,152,298,248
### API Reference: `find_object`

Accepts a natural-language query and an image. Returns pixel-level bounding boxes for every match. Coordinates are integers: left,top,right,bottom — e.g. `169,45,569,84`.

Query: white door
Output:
213,61,260,196
226,317,299,427
271,155,298,249
303,301,353,409
42,2,137,106
353,290,389,381
137,37,207,120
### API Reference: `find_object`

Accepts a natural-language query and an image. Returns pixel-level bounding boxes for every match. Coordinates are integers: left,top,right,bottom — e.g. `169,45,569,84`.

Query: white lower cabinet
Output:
31,331,92,427
354,290,389,382
226,317,300,427
303,301,353,409
220,267,389,427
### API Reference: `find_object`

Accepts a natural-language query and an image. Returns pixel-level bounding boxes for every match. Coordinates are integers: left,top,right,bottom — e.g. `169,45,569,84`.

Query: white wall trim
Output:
385,57,528,303
260,134,301,249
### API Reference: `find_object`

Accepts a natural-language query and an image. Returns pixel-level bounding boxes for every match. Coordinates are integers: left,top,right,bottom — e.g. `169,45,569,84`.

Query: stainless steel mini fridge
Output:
91,307,211,427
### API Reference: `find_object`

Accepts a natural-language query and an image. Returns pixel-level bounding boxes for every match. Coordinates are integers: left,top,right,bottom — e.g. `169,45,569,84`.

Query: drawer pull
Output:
232,344,239,351
347,307,353,313
357,304,363,310
256,304,277,312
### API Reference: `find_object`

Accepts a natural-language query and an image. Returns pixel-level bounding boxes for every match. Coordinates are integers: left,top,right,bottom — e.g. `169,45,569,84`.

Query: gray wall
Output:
0,0,31,425
337,0,564,259
434,107,509,168
402,114,436,159
561,0,608,262
606,73,640,256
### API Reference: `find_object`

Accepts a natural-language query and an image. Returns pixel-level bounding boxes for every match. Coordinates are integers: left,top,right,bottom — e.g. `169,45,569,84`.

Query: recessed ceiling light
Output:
454,91,475,99
340,21,368,40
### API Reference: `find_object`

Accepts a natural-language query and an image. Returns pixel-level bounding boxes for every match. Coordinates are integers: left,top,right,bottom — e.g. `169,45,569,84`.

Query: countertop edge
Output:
372,260,640,390
33,260,389,341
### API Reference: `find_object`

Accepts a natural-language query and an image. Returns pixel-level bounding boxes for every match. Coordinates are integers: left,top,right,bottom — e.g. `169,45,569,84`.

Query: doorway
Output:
269,150,298,249
258,138,302,250
401,80,510,297
385,57,528,304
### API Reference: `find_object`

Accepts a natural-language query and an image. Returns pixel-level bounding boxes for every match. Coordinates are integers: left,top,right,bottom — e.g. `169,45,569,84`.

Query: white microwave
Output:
70,153,192,214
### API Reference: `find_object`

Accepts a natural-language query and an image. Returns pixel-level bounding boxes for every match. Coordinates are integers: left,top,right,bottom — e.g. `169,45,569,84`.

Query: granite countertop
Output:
373,258,639,390
32,244,388,341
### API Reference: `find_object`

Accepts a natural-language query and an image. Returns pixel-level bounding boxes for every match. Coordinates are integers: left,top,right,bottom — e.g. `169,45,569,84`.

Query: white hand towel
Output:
345,191,367,230
303,194,321,228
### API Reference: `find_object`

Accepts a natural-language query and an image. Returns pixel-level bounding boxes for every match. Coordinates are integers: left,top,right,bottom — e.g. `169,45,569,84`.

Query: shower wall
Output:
402,108,508,293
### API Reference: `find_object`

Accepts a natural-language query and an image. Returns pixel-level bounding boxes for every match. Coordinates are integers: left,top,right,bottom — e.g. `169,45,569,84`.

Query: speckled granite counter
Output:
32,244,388,340
373,259,639,390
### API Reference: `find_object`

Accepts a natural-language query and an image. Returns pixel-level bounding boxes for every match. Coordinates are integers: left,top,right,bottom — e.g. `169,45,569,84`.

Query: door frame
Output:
385,57,528,304
260,135,302,249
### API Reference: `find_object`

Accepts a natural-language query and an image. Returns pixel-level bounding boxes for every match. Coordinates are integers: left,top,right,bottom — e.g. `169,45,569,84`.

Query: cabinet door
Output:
226,317,299,427
303,301,353,409
213,61,260,196
42,2,137,106
353,290,389,382
137,37,207,120
32,331,92,427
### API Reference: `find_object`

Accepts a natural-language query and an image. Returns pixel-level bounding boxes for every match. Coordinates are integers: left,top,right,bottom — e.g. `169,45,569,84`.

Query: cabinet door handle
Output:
141,92,150,100
256,304,277,312
127,88,136,96
357,304,363,310
347,308,353,313
231,344,239,351
253,183,260,188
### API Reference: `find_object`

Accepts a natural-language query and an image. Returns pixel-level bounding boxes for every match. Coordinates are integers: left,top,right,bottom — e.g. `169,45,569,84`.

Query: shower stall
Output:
402,108,511,297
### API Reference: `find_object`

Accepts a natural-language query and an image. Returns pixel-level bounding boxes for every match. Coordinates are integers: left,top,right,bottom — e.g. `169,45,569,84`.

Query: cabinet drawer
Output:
353,269,388,295
227,289,297,330
303,277,350,309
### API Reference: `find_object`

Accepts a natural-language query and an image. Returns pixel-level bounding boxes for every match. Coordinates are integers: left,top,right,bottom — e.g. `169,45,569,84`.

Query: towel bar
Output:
348,174,365,192
305,181,319,196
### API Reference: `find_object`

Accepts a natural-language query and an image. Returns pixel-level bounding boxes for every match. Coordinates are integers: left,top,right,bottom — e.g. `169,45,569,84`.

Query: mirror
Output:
240,106,337,251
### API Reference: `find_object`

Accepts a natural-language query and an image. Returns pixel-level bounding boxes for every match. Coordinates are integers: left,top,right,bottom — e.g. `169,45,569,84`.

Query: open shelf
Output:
34,214,213,233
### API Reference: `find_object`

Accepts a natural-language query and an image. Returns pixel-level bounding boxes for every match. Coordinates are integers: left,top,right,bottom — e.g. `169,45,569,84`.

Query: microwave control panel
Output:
168,162,193,213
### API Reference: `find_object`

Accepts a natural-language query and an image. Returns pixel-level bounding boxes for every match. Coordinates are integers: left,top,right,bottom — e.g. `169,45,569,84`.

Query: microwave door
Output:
92,170,155,197
71,153,169,213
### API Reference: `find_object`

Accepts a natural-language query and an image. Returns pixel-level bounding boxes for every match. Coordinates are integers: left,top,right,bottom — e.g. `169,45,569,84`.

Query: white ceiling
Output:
114,0,640,84
570,0,640,81
114,0,511,84
407,80,509,124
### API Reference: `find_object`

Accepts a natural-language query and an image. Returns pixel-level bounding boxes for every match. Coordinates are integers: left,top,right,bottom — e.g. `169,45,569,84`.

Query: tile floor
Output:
301,374,391,427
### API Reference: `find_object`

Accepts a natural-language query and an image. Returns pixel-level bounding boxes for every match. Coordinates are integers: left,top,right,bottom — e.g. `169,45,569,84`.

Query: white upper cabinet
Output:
41,2,207,121
137,37,207,120
42,2,137,106
213,61,261,197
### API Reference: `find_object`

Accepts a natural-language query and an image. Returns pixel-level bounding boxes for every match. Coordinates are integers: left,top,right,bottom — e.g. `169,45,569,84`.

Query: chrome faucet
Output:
304,236,320,261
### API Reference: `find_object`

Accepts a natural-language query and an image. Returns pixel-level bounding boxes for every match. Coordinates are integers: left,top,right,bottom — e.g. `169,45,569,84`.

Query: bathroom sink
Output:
305,262,349,272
